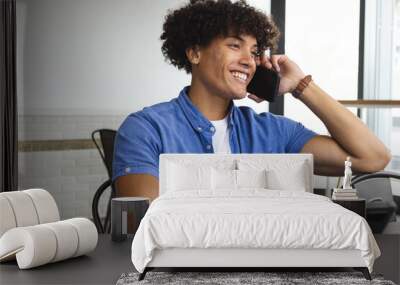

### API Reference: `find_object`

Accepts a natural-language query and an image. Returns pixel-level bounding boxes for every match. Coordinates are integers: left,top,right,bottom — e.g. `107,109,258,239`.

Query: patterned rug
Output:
116,271,396,285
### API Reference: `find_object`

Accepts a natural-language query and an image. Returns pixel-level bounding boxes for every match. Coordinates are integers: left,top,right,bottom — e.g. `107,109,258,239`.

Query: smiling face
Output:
190,34,259,100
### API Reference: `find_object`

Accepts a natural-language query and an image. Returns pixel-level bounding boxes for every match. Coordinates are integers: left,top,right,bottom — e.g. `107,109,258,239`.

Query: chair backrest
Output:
352,171,400,215
91,129,116,179
353,178,393,203
91,129,117,234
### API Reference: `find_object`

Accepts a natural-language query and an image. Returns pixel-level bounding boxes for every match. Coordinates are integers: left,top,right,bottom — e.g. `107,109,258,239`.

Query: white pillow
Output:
266,162,308,191
166,163,212,191
212,168,236,190
211,169,268,190
236,169,267,189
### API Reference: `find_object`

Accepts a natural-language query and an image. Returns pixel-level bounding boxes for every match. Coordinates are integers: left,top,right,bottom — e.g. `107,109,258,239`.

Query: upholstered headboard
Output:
159,154,314,195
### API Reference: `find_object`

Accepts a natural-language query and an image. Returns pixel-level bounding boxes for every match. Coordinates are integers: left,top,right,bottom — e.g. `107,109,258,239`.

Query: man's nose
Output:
239,50,256,68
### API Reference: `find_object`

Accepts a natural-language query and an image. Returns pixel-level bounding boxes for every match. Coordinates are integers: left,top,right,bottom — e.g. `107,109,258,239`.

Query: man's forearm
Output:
298,81,391,171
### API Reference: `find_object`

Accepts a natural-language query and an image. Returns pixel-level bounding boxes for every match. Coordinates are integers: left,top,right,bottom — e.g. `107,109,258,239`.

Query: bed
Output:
131,154,380,280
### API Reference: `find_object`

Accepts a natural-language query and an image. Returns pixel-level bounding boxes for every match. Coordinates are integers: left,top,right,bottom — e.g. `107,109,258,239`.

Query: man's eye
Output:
229,44,240,49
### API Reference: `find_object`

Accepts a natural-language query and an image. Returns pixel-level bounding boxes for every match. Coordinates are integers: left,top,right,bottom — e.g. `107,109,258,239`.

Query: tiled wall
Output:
18,115,125,141
18,115,126,219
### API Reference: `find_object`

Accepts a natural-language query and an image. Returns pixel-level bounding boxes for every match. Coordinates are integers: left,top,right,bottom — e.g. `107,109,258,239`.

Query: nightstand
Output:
332,198,366,218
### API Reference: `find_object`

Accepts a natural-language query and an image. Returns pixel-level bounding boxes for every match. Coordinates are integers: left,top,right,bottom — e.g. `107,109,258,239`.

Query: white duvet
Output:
131,190,380,273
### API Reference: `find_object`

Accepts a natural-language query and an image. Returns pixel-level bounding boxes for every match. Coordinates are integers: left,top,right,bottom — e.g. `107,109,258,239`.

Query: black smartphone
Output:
247,66,280,102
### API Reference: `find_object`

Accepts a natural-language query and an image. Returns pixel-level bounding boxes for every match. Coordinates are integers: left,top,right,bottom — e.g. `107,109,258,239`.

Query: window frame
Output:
270,0,400,114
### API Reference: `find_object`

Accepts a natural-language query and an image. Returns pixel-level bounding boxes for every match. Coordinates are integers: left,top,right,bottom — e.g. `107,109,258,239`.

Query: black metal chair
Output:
351,171,400,233
91,129,117,233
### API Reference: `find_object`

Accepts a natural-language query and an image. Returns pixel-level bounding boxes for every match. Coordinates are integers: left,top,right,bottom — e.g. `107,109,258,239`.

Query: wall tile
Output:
18,115,120,219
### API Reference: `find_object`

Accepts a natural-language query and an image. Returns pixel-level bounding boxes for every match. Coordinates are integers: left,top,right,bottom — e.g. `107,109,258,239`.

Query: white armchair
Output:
0,189,97,269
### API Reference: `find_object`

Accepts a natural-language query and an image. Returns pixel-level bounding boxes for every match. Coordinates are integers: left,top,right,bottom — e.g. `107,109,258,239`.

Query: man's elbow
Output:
360,149,392,173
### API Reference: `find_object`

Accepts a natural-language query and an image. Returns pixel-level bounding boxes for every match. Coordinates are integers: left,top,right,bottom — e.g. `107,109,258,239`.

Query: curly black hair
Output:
160,0,280,74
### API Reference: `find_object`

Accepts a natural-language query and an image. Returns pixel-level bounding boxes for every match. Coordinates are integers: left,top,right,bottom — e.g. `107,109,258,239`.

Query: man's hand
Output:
248,54,305,103
262,54,305,94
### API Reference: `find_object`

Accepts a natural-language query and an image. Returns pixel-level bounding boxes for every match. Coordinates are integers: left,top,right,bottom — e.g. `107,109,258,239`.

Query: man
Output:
113,0,390,200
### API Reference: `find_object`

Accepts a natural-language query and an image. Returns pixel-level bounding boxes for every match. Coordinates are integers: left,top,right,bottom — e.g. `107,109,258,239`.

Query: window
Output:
284,0,360,134
364,0,400,170
240,1,399,173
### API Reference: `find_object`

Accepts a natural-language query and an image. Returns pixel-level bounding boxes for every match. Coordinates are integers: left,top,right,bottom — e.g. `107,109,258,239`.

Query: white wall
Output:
18,0,191,116
17,0,273,116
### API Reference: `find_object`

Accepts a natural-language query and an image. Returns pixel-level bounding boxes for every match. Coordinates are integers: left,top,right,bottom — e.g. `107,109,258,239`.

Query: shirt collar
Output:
177,86,235,133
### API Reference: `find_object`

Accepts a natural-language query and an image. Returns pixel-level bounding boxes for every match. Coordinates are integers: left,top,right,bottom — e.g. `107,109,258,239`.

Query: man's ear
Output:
185,46,201,65
255,50,266,66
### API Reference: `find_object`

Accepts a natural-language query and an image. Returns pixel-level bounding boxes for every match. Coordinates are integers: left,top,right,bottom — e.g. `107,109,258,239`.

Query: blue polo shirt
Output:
112,86,317,180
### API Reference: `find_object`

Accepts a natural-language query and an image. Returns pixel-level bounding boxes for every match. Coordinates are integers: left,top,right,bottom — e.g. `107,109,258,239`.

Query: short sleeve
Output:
112,112,161,181
283,117,317,153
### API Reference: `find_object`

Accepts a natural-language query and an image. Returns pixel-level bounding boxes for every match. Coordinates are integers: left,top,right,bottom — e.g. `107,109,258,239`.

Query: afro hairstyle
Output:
160,0,280,73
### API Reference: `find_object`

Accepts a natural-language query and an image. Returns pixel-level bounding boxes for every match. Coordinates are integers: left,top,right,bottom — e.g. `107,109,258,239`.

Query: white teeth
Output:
232,71,248,82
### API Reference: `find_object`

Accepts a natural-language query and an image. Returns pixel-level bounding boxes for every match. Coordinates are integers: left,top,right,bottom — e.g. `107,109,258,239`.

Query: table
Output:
332,198,366,218
0,235,133,285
